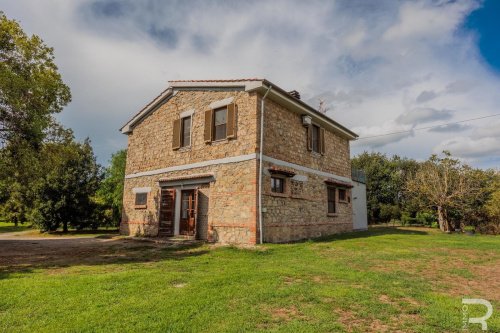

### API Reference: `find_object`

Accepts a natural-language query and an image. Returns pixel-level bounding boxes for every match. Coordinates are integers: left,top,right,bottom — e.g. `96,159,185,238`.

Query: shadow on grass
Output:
0,237,207,280
311,226,429,243
45,229,119,236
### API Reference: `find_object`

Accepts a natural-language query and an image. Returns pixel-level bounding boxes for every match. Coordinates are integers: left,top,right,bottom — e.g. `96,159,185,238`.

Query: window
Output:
135,192,147,206
312,124,320,153
213,107,227,141
327,187,336,214
181,116,191,147
271,177,285,193
338,188,347,202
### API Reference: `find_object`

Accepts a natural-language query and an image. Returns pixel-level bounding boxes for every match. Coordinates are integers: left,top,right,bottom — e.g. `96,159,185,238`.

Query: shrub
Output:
431,222,439,228
416,211,436,226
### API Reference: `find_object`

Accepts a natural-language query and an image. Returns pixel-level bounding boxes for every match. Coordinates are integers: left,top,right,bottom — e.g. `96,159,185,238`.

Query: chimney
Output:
288,90,301,100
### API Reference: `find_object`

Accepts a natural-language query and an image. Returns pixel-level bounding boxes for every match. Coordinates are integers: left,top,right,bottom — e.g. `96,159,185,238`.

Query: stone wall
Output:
260,96,351,178
125,90,258,175
261,161,353,243
121,159,258,244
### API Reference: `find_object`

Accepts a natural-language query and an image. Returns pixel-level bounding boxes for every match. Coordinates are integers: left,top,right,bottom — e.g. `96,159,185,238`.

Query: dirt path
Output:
0,231,202,272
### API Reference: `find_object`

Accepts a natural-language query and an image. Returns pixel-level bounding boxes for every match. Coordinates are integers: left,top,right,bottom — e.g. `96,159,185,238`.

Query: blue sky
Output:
1,0,499,169
465,0,500,74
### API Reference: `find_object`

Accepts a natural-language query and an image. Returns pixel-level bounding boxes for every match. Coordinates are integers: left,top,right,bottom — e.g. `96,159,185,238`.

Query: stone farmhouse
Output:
119,79,364,244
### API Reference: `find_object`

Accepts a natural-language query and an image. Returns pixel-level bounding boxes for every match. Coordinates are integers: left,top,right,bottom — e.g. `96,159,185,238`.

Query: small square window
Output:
181,116,191,147
338,189,347,202
135,192,147,206
213,107,227,141
271,177,285,193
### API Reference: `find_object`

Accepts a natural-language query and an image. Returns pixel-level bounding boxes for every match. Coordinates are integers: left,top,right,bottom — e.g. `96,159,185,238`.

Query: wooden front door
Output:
159,189,175,236
179,189,197,236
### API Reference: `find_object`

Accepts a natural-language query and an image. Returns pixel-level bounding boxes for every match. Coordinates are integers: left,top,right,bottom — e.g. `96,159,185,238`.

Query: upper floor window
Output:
312,125,320,153
204,103,237,143
213,107,227,141
308,124,325,154
181,116,191,147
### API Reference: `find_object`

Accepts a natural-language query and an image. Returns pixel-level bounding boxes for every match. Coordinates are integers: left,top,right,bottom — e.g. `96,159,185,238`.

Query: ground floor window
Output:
135,192,147,207
327,187,336,214
271,176,285,193
338,188,347,202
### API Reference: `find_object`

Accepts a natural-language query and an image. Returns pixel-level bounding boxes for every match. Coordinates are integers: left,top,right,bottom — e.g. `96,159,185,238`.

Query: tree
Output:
0,12,71,227
31,137,102,232
405,152,483,232
96,149,127,227
484,173,500,233
0,12,71,147
352,152,419,223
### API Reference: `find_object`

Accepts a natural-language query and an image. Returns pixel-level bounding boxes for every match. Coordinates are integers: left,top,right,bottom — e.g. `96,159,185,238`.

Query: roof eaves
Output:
119,87,174,134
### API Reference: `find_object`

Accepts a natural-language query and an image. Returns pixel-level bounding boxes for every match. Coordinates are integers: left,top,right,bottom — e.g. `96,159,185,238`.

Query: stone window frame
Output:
134,192,148,209
133,187,151,209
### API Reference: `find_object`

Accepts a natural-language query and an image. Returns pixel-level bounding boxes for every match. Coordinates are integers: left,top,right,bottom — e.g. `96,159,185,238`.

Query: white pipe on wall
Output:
259,85,272,244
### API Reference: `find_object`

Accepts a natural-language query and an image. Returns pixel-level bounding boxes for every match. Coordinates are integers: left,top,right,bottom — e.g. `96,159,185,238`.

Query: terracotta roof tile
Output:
168,78,263,83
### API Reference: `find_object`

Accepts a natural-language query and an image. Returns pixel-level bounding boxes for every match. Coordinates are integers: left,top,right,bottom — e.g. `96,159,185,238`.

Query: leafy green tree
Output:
31,137,102,232
96,149,127,227
0,12,71,147
0,12,71,227
352,152,419,223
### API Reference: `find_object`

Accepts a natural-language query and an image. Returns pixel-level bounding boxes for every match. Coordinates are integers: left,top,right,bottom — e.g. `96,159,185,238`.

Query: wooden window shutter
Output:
320,127,325,155
226,103,237,139
204,109,213,143
307,125,313,151
172,119,181,150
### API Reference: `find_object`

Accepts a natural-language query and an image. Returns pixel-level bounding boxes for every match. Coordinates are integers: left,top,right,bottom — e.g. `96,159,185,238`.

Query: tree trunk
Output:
437,206,446,232
63,221,68,233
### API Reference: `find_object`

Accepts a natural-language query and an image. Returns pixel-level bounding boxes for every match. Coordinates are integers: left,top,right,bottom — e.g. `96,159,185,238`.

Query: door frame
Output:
173,185,199,236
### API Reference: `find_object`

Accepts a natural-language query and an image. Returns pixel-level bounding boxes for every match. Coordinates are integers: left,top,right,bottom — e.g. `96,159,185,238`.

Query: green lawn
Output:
0,221,30,233
0,227,498,332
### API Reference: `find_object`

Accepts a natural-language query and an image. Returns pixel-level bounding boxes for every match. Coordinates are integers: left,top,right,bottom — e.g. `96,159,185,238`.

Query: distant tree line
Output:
352,152,500,234
0,12,125,232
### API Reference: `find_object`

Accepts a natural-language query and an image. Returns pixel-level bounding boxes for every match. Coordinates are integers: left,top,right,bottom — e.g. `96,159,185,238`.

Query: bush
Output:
431,222,439,228
380,204,401,222
416,211,436,226
463,226,475,232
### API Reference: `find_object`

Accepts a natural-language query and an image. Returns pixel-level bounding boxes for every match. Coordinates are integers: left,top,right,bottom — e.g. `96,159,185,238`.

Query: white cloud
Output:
1,0,498,168
434,136,500,158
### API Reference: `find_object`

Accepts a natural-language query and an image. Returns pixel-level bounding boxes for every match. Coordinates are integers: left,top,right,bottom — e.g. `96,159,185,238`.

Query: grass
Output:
0,227,498,332
0,221,31,233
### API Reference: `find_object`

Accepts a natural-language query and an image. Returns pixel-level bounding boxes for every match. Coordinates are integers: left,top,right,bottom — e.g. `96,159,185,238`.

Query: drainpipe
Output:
259,85,272,244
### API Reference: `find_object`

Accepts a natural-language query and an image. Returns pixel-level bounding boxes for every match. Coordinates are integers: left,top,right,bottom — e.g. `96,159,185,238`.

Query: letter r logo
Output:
462,298,493,331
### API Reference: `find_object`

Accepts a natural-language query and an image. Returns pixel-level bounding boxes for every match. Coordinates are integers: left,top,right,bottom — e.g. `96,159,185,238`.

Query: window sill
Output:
177,146,191,152
134,205,147,210
339,200,349,204
207,138,229,145
327,213,338,217
270,192,288,198
311,151,323,158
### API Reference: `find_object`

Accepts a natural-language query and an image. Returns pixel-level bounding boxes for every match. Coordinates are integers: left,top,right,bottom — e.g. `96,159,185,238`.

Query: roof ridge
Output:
168,78,263,83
